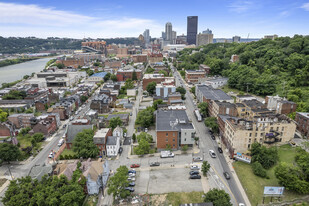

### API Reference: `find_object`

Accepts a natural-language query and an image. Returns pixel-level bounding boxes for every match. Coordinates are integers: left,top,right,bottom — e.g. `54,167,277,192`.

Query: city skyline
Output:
0,0,309,38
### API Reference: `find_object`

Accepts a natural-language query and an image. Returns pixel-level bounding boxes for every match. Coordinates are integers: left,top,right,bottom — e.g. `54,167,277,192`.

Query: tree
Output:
32,133,44,143
73,129,99,158
107,166,130,199
19,127,31,136
137,132,153,143
132,133,137,143
124,79,134,89
80,95,88,103
204,189,232,206
204,117,219,134
54,63,65,69
158,70,168,77
104,72,111,81
0,143,21,163
201,161,211,176
0,109,8,122
198,102,208,117
146,81,157,95
190,86,196,95
132,70,137,80
111,74,118,82
109,117,122,131
153,99,164,110
181,145,188,153
250,142,279,169
2,90,27,100
176,86,186,100
135,107,155,128
251,162,267,178
134,139,150,155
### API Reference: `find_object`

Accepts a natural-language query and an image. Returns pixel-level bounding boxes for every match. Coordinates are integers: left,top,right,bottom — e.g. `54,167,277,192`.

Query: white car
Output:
48,152,54,158
190,165,200,170
209,150,217,158
127,177,135,181
128,173,136,177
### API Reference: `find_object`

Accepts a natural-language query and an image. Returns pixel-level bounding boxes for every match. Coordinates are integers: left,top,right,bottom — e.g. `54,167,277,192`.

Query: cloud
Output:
301,2,309,11
228,0,254,13
0,2,162,38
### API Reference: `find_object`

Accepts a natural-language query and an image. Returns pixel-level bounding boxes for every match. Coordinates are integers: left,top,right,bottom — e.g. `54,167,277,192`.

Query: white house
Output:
106,136,120,157
113,126,123,139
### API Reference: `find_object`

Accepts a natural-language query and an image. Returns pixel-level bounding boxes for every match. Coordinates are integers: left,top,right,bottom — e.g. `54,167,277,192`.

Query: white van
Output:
58,139,64,147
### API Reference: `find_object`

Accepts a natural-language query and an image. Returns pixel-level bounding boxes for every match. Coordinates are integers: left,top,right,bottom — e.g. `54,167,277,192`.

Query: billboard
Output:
264,187,284,196
235,152,251,164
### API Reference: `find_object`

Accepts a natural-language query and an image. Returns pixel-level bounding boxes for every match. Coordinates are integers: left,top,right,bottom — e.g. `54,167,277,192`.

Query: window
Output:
248,144,251,149
166,133,168,136
173,132,175,137
173,144,175,147
249,133,252,137
276,127,279,131
166,138,168,142
282,127,284,131
255,133,257,137
185,138,186,141
173,138,175,142
261,133,264,137
249,139,251,143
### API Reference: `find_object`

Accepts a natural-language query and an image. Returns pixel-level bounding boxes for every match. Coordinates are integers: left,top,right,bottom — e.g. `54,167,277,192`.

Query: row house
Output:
93,128,112,156
156,109,195,150
265,95,297,115
295,112,309,138
148,53,163,63
35,97,50,112
116,65,142,82
8,113,34,129
32,118,57,136
209,100,238,117
90,94,112,114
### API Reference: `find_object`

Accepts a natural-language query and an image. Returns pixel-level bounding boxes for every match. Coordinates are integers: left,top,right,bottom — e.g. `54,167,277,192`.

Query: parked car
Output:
48,152,54,158
218,147,223,153
193,157,203,162
58,139,64,147
129,182,135,187
69,116,74,121
127,177,135,181
119,147,123,154
189,174,201,179
130,112,133,116
190,165,200,170
223,172,230,180
150,162,160,167
128,170,136,174
128,173,136,177
189,171,199,175
125,187,134,192
130,164,140,168
62,124,67,129
209,150,216,158
211,135,215,140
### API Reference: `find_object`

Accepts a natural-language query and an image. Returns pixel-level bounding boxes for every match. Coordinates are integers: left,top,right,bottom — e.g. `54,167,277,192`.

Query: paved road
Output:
173,67,246,205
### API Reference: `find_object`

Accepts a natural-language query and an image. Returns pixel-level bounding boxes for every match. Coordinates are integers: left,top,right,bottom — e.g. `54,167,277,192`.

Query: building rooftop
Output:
156,110,194,131
197,85,232,101
214,100,236,108
185,70,206,73
106,136,118,145
107,113,129,120
90,72,107,78
66,125,93,143
205,77,228,83
243,99,265,109
297,112,309,119
143,73,165,79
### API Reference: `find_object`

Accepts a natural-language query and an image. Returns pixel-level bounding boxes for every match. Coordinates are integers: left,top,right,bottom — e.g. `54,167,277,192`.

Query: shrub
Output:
251,162,267,178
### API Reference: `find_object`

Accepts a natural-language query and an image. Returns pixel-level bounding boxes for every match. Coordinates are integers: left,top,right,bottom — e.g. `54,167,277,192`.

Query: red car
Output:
130,164,140,168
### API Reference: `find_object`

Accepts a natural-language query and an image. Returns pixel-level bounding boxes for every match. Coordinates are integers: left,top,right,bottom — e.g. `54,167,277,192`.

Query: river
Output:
0,57,54,86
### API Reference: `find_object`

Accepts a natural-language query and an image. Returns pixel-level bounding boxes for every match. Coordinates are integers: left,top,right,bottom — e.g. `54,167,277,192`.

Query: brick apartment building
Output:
132,54,148,63
93,128,112,156
148,53,163,63
265,95,297,115
199,64,211,74
142,74,174,90
185,70,206,83
295,112,309,138
156,110,195,150
116,65,142,81
32,118,57,136
210,100,238,117
8,114,34,129
90,94,111,113
0,123,14,137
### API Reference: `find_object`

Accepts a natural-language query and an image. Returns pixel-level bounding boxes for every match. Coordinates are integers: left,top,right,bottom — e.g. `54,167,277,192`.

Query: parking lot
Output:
134,167,204,194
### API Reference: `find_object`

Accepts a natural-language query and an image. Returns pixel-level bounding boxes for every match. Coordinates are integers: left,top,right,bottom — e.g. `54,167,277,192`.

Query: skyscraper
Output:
143,29,150,46
232,36,241,43
187,16,198,45
196,29,213,46
172,31,177,44
165,22,173,42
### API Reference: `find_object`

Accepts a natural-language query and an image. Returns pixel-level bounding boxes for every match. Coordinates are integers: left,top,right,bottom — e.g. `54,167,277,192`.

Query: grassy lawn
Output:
61,148,77,157
112,112,129,115
166,191,205,206
84,195,98,206
98,114,108,118
233,144,303,206
17,135,32,148
0,178,8,187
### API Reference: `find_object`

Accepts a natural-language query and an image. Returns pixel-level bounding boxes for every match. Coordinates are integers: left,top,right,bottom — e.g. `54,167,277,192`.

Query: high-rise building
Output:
165,22,173,43
187,16,198,45
143,29,150,46
232,36,241,43
162,32,166,40
196,29,213,46
172,31,177,44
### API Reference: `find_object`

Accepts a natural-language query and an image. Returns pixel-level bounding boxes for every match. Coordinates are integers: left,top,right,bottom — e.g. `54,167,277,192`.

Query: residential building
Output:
148,53,163,63
106,136,120,156
117,48,128,58
187,16,198,45
113,126,123,139
87,72,108,84
203,77,228,89
156,110,195,150
32,118,57,136
142,73,165,90
265,95,297,115
0,99,33,112
155,84,176,98
8,113,34,129
196,29,213,46
132,54,148,63
223,114,296,157
185,70,206,83
35,97,49,112
56,57,84,69
168,93,183,105
90,94,111,114
93,128,112,156
235,95,256,103
65,125,93,149
106,113,129,126
295,112,309,138
0,122,14,137
199,64,211,74
116,65,142,81
195,85,233,104
210,100,238,117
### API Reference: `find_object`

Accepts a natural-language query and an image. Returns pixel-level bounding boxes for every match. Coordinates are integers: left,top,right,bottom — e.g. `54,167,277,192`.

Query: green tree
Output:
80,95,88,103
135,107,155,128
176,86,186,100
204,189,232,206
146,81,157,95
204,117,219,134
251,161,267,178
0,109,8,122
132,70,137,80
158,70,168,77
153,99,164,110
32,133,44,143
201,161,211,176
73,129,99,158
111,74,118,82
250,142,279,169
137,132,153,143
107,166,130,199
198,102,208,117
109,117,123,131
19,127,31,136
2,90,27,100
132,133,136,143
134,139,150,155
0,143,22,163
104,72,111,81
124,79,134,89
181,145,188,153
55,63,65,69
190,86,196,95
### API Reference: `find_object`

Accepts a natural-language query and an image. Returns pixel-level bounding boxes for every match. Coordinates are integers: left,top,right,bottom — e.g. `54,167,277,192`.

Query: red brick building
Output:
132,55,148,63
32,118,57,136
116,66,142,81
142,73,165,90
93,128,112,156
209,100,238,118
148,53,163,63
0,123,14,137
8,114,34,129
199,64,211,75
295,112,309,138
185,70,206,83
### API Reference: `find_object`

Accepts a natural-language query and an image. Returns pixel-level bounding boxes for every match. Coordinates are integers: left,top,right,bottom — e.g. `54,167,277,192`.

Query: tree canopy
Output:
250,142,279,169
198,102,208,117
107,166,130,199
204,117,219,134
146,81,157,95
0,143,22,163
73,129,99,158
109,117,123,130
135,106,155,128
204,188,232,206
0,109,8,122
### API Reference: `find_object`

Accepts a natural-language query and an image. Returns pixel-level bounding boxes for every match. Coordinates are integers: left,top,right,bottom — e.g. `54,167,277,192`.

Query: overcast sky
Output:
0,0,308,39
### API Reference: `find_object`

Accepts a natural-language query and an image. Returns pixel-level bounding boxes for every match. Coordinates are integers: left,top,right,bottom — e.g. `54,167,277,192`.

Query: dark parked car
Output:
128,170,136,174
223,172,230,180
189,171,199,175
150,162,160,167
125,187,134,192
211,135,215,140
119,147,123,154
218,147,223,153
189,174,201,179
129,182,135,187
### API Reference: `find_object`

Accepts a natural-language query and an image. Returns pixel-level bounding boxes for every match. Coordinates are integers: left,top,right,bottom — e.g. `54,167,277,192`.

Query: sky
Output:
0,0,308,39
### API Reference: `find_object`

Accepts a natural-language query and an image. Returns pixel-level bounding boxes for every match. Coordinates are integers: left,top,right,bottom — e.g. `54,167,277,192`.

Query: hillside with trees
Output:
177,35,309,113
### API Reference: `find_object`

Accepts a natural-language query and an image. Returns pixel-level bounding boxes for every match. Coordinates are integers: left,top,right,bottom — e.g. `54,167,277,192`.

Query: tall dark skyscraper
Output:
187,16,198,45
